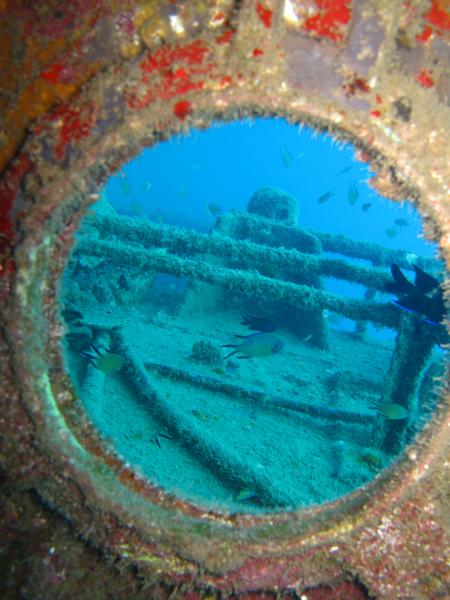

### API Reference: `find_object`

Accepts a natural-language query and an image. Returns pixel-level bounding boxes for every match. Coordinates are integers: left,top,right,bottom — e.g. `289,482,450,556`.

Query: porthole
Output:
61,117,447,513
1,1,449,597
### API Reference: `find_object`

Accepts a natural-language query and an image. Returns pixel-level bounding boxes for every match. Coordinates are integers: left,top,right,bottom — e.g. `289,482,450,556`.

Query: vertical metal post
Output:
372,313,437,454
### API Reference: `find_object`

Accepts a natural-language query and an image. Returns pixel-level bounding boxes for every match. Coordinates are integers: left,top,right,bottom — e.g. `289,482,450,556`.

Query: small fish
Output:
131,200,144,217
118,273,129,290
317,191,334,204
385,263,445,325
119,176,132,198
241,315,277,332
150,432,172,446
65,325,92,348
222,332,285,360
80,343,124,375
150,436,161,448
361,202,372,212
395,218,409,227
386,227,398,238
347,182,359,205
335,166,352,176
178,184,188,197
280,145,293,168
368,400,408,420
236,489,258,502
206,202,223,217
192,409,210,422
95,353,124,374
142,181,153,192
211,366,226,376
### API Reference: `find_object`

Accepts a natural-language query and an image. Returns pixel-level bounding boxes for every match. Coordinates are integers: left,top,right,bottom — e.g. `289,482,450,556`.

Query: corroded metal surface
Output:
1,1,449,599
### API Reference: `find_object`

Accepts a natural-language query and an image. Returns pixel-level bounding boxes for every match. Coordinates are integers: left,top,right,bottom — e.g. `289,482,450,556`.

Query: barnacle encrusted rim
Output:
8,100,449,572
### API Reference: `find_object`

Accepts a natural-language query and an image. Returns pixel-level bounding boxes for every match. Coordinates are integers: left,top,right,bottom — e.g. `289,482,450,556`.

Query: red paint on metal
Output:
416,69,435,88
173,67,188,79
252,48,264,56
0,153,33,278
140,41,209,75
215,29,235,44
213,549,347,596
41,64,66,84
173,100,192,120
303,581,369,599
0,154,33,240
370,110,381,117
256,2,273,28
416,25,433,43
49,103,95,160
303,0,352,42
220,75,232,87
425,0,450,30
160,69,205,100
416,0,450,41
127,41,212,110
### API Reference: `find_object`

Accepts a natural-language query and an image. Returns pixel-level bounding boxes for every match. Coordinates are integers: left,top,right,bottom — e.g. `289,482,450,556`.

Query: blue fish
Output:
317,191,334,204
385,263,446,325
347,182,359,205
280,145,293,168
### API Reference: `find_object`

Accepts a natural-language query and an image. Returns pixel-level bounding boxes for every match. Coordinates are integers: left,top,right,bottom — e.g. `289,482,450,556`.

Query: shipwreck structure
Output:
64,186,444,503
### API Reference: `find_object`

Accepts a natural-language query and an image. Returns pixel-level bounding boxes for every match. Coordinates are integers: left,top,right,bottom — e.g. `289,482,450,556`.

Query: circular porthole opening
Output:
59,117,447,514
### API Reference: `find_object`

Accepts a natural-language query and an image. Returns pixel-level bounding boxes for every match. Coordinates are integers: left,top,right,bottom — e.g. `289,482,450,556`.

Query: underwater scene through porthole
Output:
60,118,447,513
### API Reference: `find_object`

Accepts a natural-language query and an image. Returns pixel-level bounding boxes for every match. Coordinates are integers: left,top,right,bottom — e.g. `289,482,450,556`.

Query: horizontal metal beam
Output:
75,236,401,329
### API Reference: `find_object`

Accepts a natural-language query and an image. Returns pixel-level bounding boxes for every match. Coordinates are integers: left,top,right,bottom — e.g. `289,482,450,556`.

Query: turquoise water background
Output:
104,118,437,256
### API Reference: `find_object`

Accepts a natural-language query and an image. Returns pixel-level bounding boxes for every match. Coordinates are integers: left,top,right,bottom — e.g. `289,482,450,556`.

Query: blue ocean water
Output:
104,118,436,256
61,118,446,513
